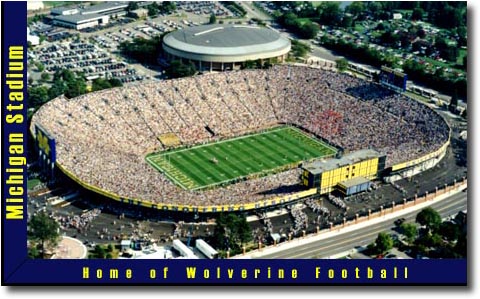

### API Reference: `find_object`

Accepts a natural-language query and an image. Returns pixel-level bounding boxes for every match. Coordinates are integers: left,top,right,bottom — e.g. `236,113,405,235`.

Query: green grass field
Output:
146,126,337,191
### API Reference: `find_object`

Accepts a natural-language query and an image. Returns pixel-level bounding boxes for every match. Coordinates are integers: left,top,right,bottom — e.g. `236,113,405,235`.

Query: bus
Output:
409,85,438,99
172,239,196,258
195,239,219,259
348,63,379,79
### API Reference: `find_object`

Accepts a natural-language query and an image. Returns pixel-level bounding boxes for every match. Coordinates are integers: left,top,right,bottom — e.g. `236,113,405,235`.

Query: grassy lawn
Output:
297,18,311,26
27,178,42,190
422,56,465,73
422,56,451,68
146,126,337,191
354,23,365,33
457,48,467,66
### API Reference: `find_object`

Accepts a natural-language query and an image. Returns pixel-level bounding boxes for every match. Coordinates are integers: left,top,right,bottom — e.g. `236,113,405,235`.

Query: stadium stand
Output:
31,65,450,210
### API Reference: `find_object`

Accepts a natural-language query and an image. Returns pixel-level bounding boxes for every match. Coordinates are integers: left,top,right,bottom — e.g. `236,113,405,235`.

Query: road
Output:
256,191,467,259
240,2,273,21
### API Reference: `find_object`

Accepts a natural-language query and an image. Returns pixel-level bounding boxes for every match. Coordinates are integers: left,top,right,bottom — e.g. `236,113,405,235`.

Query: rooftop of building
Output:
53,13,106,24
302,149,381,175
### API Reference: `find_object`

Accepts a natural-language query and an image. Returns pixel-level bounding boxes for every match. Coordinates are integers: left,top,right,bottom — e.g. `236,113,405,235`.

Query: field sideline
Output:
146,126,337,190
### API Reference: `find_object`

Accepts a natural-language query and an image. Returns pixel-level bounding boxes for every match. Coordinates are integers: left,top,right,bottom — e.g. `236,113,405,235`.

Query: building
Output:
301,149,386,194
80,1,128,18
51,2,128,30
162,24,291,71
52,13,109,30
27,28,40,46
51,6,80,16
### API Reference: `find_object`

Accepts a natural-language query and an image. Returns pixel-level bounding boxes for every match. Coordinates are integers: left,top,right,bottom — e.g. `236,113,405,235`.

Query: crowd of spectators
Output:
289,205,308,235
305,198,330,215
31,65,449,207
328,194,348,210
55,208,102,234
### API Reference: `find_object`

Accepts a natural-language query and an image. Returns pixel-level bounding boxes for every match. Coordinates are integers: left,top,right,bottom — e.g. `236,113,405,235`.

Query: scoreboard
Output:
35,125,56,178
379,66,407,91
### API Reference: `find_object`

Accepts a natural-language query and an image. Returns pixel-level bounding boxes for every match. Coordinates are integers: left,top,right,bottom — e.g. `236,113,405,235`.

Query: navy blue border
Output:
2,0,29,285
1,1,467,286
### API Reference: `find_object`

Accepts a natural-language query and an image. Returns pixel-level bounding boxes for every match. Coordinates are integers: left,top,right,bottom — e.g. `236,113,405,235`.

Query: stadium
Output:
162,24,291,71
31,65,450,213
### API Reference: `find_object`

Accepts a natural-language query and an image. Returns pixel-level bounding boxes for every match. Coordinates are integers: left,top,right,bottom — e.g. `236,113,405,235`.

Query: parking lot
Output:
30,40,144,83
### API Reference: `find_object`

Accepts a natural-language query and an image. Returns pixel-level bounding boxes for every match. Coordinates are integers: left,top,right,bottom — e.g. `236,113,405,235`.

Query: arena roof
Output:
163,24,291,62
170,24,281,48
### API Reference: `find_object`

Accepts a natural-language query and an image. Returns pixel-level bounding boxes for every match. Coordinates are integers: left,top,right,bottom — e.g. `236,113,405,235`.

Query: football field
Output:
146,126,337,190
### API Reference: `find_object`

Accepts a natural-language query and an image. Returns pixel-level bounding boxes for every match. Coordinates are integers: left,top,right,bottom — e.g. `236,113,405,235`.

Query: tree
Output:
317,2,341,26
346,1,365,20
165,60,196,78
28,245,41,259
119,34,166,65
367,1,384,20
456,26,467,47
449,91,458,114
160,1,176,14
299,21,320,39
335,58,348,72
400,223,418,244
127,1,138,11
92,77,112,91
40,72,50,82
341,14,353,28
380,30,400,46
454,232,467,257
36,62,45,72
375,232,393,254
235,215,252,246
439,222,460,242
28,211,60,258
242,60,256,69
416,207,442,232
209,13,217,24
290,39,310,58
213,214,229,250
93,245,107,259
212,213,252,254
48,78,66,99
411,7,424,21
28,86,50,109
417,27,426,39
109,78,123,87
417,232,443,248
147,3,159,17
65,73,87,98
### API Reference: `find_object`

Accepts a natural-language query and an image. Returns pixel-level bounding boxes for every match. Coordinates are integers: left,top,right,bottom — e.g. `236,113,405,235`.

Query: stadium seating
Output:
31,65,449,206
